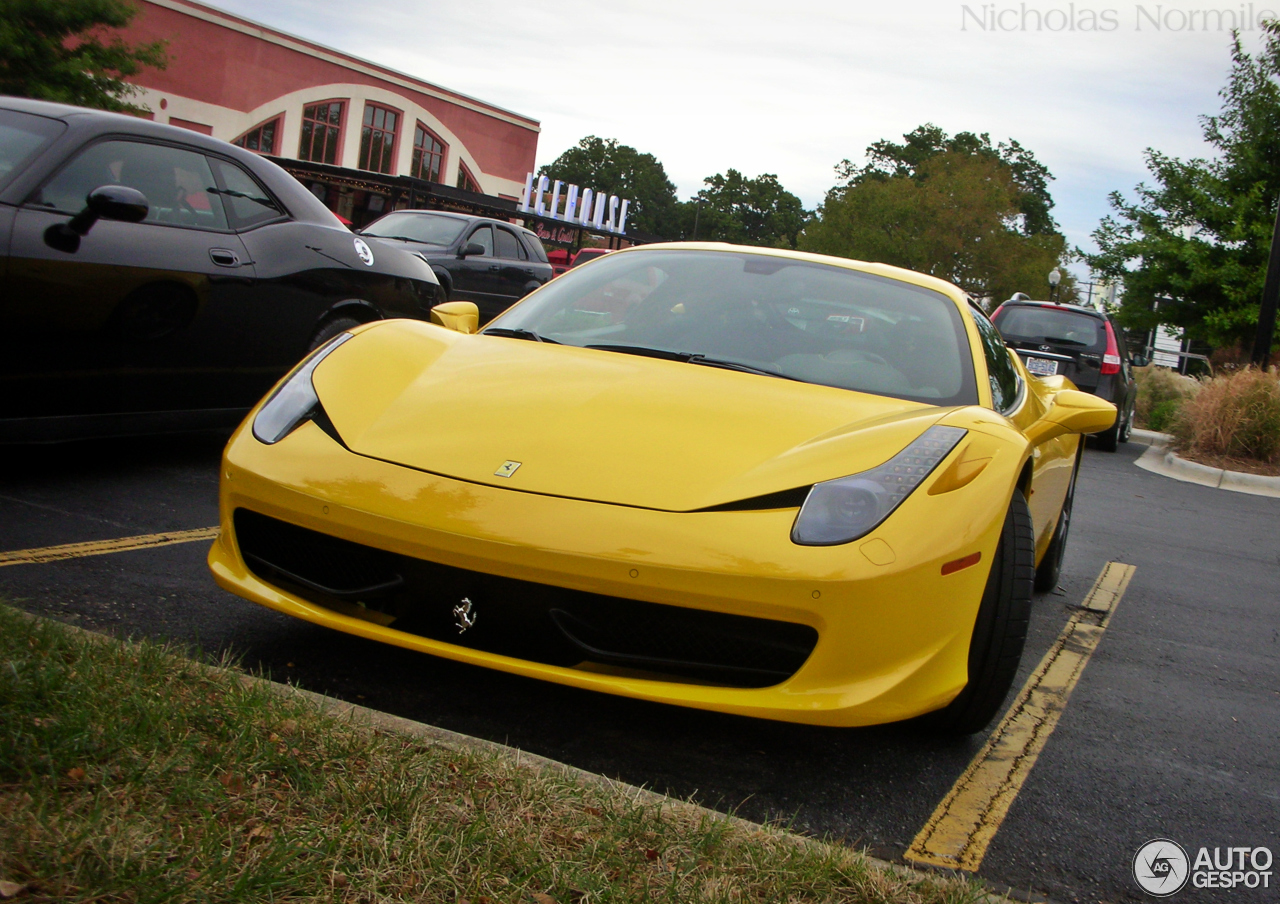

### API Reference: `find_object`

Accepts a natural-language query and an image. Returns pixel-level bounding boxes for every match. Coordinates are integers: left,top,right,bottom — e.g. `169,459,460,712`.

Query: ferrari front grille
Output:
233,509,818,688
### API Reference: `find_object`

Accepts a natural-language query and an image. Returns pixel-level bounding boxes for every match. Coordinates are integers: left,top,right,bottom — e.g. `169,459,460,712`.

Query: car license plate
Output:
1025,356,1058,376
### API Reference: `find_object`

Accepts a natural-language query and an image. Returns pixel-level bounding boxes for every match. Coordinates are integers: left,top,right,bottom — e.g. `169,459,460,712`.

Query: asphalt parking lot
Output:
1,434,1276,903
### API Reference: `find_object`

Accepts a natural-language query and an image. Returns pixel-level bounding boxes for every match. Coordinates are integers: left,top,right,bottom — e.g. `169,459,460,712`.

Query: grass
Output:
1133,365,1198,431
0,605,989,904
1172,366,1280,464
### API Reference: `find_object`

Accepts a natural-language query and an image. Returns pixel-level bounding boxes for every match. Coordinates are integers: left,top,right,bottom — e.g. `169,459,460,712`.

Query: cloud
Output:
205,0,1250,261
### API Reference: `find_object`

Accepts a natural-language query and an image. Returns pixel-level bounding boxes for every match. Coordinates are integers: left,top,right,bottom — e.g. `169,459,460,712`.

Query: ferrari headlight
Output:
791,425,967,546
252,332,353,444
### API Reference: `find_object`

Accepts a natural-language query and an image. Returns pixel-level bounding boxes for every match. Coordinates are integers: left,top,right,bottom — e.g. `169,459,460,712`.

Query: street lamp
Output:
1048,267,1062,303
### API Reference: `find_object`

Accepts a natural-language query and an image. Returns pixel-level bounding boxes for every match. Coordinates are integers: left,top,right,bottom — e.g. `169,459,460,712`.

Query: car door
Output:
2,137,256,419
450,224,505,319
492,225,538,308
203,155,353,404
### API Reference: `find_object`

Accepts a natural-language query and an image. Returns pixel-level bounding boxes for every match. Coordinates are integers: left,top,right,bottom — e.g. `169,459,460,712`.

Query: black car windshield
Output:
0,109,65,192
489,249,978,406
995,305,1103,349
362,212,467,246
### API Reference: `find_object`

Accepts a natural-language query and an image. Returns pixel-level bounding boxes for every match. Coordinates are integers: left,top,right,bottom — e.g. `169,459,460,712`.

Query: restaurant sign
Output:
518,173,631,234
532,223,579,244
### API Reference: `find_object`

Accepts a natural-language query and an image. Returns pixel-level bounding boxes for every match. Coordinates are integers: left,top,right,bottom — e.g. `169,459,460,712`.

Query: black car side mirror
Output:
45,185,150,253
1132,354,1151,368
459,241,486,258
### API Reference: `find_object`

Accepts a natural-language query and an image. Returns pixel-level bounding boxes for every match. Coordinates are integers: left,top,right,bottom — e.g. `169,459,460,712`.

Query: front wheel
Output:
925,489,1034,735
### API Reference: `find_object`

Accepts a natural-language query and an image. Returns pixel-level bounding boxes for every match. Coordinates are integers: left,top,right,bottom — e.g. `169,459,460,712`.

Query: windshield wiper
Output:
483,327,560,344
585,343,691,361
585,344,800,381
686,355,803,381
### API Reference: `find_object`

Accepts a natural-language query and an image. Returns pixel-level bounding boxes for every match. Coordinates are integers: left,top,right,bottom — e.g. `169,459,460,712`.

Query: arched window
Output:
232,115,283,155
299,100,345,164
411,122,446,183
456,161,480,193
359,103,400,174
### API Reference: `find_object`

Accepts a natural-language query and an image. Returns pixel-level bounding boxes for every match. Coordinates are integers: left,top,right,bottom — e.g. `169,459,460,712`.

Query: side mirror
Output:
45,185,149,253
429,300,479,334
459,242,486,258
1132,354,1151,368
1026,389,1116,445
84,184,150,224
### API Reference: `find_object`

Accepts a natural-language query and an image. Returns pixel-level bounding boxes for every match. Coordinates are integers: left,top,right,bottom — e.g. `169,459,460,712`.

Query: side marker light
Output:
941,552,982,575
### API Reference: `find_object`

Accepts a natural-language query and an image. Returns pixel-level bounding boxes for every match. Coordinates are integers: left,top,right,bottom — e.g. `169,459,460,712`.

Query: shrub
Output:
1133,365,1198,428
1147,399,1182,432
1172,367,1280,462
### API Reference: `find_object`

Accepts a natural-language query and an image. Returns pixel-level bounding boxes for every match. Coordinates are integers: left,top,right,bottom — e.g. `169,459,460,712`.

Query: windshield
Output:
994,305,1103,349
362,211,467,245
490,249,978,406
0,108,65,192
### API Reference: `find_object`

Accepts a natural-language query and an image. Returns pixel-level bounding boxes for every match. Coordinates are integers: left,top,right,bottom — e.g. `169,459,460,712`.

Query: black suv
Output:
992,298,1145,451
360,211,553,322
0,97,440,442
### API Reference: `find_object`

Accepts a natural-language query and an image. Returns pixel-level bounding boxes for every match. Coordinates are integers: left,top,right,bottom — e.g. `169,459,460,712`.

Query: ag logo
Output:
1133,838,1190,896
353,238,375,266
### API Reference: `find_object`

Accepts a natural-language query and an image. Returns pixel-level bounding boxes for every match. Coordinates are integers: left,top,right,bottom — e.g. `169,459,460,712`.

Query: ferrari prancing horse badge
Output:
495,460,522,478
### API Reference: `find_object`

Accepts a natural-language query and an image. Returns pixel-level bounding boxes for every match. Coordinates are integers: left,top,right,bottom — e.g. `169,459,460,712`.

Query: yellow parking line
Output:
0,527,220,567
905,561,1136,872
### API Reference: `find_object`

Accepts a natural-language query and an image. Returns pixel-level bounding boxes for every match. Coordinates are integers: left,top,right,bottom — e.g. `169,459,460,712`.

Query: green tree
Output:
0,0,167,114
844,124,1059,236
1085,25,1280,349
801,147,1068,303
538,136,680,237
684,169,807,248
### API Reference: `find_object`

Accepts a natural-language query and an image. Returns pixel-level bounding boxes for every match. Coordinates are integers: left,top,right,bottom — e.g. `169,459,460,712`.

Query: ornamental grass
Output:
1172,366,1280,463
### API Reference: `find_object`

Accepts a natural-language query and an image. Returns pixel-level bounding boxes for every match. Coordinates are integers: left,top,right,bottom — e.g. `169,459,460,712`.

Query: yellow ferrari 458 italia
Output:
208,243,1115,734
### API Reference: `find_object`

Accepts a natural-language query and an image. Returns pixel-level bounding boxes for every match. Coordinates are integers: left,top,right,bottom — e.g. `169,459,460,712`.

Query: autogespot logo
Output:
1133,838,1190,896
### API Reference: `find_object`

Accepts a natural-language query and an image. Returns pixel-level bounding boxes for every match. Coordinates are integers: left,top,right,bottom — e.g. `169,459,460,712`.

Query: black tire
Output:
926,489,1035,735
1094,419,1120,452
1119,397,1135,443
308,316,362,352
1034,444,1081,593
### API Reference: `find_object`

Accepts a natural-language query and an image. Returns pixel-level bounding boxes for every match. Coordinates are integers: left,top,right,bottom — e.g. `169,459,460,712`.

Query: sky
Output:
207,0,1264,281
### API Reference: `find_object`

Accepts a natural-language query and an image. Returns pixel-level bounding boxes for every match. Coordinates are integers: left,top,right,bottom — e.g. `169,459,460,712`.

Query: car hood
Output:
311,321,952,511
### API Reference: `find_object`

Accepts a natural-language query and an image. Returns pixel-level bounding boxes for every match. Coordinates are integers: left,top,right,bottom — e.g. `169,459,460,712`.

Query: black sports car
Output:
359,210,552,322
0,97,440,442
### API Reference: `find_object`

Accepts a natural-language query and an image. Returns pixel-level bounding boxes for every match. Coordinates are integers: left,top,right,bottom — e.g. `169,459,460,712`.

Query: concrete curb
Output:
1130,430,1280,498
14,608,1018,903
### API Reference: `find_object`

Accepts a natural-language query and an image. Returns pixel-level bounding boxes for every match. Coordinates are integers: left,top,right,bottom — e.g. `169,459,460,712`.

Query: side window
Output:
495,226,524,260
467,225,493,256
208,158,285,229
521,231,549,263
31,139,228,230
970,304,1021,413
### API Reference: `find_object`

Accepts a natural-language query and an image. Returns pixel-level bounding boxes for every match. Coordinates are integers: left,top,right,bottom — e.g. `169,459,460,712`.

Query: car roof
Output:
387,209,537,235
0,95,345,228
2,95,245,156
997,300,1108,320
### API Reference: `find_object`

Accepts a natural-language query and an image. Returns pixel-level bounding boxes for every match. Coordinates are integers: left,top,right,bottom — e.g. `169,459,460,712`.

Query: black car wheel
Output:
924,489,1034,735
1094,417,1120,452
308,316,363,352
1119,397,1135,443
1034,445,1080,593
